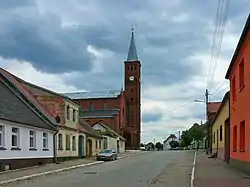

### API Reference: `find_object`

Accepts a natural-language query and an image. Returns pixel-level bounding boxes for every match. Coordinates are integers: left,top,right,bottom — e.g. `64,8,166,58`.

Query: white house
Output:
0,69,58,171
91,122,126,153
163,134,179,150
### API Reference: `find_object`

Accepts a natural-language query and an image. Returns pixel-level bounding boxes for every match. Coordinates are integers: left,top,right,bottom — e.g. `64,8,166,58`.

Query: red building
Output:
225,14,250,174
64,31,141,149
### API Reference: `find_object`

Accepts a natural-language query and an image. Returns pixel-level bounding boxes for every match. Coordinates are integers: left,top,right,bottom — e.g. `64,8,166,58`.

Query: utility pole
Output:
205,89,209,154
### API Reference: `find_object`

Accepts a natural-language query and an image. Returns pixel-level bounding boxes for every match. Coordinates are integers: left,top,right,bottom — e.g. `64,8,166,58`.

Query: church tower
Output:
124,29,141,149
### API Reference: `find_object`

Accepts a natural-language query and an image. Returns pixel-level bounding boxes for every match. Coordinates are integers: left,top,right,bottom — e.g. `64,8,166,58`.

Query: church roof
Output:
126,29,139,62
63,90,121,100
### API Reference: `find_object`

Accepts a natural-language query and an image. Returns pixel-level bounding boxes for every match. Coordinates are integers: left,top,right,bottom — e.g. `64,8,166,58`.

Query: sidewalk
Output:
0,150,144,185
194,151,250,187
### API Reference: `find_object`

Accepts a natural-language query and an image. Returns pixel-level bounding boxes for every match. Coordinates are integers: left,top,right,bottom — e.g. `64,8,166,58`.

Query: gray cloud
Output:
142,112,164,123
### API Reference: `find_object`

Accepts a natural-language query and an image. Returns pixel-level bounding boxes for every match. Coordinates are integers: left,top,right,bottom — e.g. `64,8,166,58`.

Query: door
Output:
117,140,120,153
78,135,84,158
224,118,230,163
216,129,219,153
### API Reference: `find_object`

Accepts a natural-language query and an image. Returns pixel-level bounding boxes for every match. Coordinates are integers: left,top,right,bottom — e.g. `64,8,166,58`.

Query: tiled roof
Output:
0,78,56,131
163,134,177,143
207,102,221,114
92,122,126,141
12,71,78,106
63,90,121,99
0,68,57,126
79,119,102,139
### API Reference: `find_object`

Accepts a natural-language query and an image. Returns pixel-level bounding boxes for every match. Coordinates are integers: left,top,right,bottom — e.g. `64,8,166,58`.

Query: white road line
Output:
190,151,197,187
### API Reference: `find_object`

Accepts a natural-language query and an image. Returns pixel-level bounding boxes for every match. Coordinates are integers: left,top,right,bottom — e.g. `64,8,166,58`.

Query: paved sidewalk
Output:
194,152,250,187
0,150,144,184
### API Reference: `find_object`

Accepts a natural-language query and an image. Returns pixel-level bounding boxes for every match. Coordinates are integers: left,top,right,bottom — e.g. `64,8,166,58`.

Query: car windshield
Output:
100,149,112,154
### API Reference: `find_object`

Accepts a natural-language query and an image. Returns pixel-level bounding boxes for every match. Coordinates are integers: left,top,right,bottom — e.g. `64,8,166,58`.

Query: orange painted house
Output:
225,14,250,174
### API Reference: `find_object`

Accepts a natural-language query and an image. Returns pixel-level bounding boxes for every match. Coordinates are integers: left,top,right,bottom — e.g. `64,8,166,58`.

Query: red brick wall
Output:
77,97,121,110
35,95,65,126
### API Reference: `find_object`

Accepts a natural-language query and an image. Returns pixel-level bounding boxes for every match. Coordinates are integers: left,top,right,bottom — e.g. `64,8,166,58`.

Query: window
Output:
232,77,236,101
131,89,133,92
239,59,245,89
43,132,48,149
90,102,94,110
131,98,133,102
233,126,237,151
103,102,107,109
72,136,76,150
96,140,98,149
240,121,245,151
122,107,125,116
219,125,223,141
67,105,70,120
29,131,36,148
213,132,215,143
58,134,63,150
12,127,19,148
99,140,101,149
135,66,136,70
73,109,76,122
131,66,133,70
66,134,70,150
0,125,4,147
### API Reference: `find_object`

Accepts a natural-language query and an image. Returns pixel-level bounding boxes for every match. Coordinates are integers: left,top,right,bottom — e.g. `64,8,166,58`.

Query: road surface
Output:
5,151,194,187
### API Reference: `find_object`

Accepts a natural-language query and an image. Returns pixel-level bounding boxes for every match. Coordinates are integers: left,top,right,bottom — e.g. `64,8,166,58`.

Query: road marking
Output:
191,151,197,187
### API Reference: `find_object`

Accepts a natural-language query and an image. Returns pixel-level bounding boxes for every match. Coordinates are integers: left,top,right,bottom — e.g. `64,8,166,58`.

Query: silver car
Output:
96,149,118,161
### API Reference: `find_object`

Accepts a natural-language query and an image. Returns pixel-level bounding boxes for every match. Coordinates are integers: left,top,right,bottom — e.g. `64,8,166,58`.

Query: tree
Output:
188,123,205,141
180,130,192,147
169,140,180,148
155,142,162,150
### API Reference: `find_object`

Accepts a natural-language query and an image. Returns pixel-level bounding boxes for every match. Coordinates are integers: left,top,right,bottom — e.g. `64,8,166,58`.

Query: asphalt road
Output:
6,151,194,187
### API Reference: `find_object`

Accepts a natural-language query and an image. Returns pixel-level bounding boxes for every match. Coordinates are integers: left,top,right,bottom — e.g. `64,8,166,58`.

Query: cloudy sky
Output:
0,0,249,143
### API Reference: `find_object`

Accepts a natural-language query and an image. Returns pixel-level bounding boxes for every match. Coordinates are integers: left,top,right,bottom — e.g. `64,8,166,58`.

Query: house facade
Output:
163,134,178,150
79,120,103,157
211,92,230,162
92,121,126,153
225,14,250,174
7,70,88,161
0,72,57,171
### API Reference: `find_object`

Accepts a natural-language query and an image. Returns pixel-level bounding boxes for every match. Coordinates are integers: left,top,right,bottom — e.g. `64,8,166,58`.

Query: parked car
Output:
96,149,118,161
140,146,146,151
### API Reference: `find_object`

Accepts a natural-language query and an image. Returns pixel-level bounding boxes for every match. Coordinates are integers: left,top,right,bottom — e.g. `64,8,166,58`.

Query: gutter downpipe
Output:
53,130,59,164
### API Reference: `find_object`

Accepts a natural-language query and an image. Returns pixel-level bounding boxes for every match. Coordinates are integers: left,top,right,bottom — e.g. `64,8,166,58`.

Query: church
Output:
64,30,142,149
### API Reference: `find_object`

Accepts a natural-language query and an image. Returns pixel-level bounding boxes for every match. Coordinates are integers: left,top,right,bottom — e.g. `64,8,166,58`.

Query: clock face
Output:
129,76,135,81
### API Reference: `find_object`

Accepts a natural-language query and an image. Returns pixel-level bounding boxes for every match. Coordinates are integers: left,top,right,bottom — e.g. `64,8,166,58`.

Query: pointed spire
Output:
126,28,139,61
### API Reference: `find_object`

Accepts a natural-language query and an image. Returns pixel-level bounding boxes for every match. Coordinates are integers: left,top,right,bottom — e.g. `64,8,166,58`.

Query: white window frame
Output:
43,132,49,149
29,130,36,148
0,125,4,147
12,127,20,148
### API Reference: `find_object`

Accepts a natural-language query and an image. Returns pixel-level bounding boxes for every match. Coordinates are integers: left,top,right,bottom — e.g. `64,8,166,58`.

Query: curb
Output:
0,161,103,186
0,151,146,185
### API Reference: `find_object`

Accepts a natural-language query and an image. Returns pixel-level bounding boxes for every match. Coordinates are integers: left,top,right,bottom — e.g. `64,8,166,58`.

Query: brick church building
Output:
64,30,141,149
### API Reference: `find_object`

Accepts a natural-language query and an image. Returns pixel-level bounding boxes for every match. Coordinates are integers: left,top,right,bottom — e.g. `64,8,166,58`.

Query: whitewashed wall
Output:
0,120,55,159
119,140,125,153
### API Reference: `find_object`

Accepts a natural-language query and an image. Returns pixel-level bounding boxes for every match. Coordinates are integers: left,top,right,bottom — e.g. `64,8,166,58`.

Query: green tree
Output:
169,140,180,148
180,130,192,147
188,123,205,141
155,142,162,150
